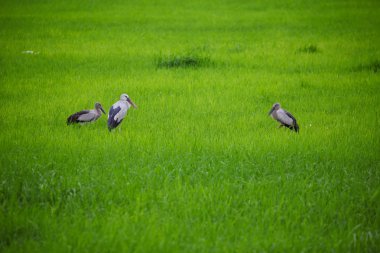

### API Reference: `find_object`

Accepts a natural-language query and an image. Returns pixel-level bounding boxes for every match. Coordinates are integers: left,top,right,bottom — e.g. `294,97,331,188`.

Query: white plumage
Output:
108,94,137,131
110,101,128,122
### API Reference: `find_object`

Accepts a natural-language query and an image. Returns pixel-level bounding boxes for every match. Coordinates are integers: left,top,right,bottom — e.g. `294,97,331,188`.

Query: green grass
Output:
155,51,212,68
0,0,379,252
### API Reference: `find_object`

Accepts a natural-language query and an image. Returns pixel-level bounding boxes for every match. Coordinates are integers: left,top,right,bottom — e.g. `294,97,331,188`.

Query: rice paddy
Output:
0,0,379,252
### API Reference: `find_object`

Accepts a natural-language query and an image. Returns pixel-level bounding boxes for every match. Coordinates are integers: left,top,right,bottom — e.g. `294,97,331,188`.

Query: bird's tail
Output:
67,115,75,125
294,121,299,133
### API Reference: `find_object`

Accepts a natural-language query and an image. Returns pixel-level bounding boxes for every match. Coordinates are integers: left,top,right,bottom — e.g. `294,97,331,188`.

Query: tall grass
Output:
0,0,379,252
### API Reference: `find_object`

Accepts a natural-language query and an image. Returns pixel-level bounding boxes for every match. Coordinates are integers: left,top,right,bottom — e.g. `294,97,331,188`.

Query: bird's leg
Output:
278,124,284,128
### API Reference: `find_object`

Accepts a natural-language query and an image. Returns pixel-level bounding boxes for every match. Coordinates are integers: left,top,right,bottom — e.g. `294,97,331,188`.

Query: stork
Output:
108,94,137,131
268,103,299,132
67,102,106,125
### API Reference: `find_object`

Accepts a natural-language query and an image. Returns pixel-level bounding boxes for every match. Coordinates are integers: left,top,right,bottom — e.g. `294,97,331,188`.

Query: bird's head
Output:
268,103,281,115
95,102,106,114
120,93,137,108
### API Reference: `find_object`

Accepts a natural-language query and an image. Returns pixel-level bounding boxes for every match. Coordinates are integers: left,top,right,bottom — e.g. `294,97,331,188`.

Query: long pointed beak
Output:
127,98,138,109
100,107,106,114
268,107,275,116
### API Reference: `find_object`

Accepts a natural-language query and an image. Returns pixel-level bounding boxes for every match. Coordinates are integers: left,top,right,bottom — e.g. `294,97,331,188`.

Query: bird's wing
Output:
108,105,120,120
77,110,97,122
284,110,297,123
276,109,294,126
108,103,126,121
67,110,90,124
285,111,299,132
108,103,127,129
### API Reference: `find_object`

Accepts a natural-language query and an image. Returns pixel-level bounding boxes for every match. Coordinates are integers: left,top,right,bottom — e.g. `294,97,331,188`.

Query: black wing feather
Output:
108,106,122,131
284,110,299,133
67,110,90,125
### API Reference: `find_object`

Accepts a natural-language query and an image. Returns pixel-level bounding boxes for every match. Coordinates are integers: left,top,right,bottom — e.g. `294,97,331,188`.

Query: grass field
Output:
1,0,380,252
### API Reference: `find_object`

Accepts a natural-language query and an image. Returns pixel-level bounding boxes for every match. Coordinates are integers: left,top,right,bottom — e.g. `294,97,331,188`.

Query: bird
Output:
108,93,137,131
67,102,106,125
268,103,299,132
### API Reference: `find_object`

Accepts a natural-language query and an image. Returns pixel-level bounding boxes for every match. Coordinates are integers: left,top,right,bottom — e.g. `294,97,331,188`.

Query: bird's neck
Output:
121,100,131,108
95,108,102,115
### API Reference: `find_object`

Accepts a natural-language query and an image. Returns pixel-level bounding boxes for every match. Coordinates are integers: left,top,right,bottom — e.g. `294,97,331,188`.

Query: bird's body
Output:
67,103,105,125
269,103,299,132
108,94,137,131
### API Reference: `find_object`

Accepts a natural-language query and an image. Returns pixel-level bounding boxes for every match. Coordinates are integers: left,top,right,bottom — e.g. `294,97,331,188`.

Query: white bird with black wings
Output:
108,94,137,131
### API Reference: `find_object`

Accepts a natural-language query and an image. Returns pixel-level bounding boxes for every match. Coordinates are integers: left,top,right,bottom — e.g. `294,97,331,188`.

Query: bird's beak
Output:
100,107,106,114
268,107,275,115
127,98,138,109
